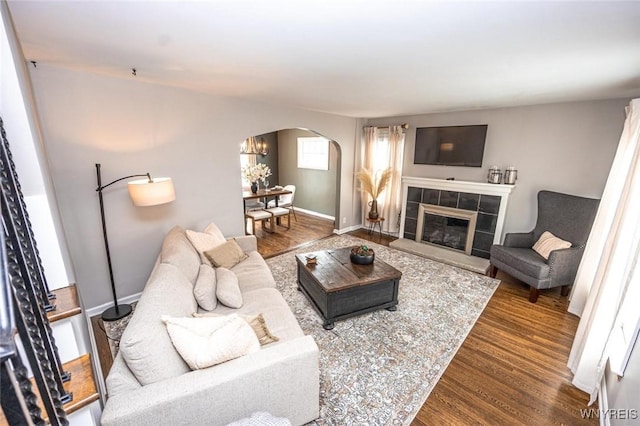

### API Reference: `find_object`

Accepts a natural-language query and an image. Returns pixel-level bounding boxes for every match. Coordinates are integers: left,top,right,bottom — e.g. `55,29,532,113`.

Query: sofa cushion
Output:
119,263,198,385
160,226,201,285
216,267,243,308
232,251,277,293
104,353,142,397
205,239,248,269
162,314,260,370
211,287,304,343
193,264,217,311
186,229,226,266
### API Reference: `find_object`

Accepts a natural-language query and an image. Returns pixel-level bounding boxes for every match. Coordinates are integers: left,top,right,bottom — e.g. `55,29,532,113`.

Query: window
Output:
608,256,640,376
370,127,391,171
239,148,256,188
297,136,329,170
367,128,394,206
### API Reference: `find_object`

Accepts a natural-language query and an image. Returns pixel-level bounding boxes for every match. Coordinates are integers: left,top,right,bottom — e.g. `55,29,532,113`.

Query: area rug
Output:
103,234,499,425
267,234,499,425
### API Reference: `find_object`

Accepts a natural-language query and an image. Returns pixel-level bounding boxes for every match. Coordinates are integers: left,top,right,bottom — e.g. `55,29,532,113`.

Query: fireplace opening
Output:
416,204,477,255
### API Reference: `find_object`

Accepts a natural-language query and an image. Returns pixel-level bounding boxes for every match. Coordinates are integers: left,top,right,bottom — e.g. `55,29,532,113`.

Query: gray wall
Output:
367,99,629,236
29,65,358,309
277,129,338,218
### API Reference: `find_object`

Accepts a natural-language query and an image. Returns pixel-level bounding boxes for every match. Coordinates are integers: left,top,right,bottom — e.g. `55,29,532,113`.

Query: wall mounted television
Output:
414,124,488,167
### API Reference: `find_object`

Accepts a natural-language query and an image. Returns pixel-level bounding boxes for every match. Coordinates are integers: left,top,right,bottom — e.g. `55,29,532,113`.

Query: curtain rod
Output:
364,123,409,130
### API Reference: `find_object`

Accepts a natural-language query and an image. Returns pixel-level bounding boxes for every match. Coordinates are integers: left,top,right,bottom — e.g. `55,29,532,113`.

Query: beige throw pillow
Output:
216,267,243,308
162,314,259,370
533,231,572,260
204,239,248,269
186,229,226,266
193,264,217,311
193,312,280,345
204,222,226,241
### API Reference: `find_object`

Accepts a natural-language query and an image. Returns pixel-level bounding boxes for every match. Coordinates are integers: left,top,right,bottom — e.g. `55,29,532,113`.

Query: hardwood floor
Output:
92,213,595,425
412,271,596,425
251,210,336,258
347,225,594,425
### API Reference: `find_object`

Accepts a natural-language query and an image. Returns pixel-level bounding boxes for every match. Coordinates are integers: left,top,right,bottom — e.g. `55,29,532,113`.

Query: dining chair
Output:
244,210,274,235
244,199,265,212
267,184,297,220
265,206,290,229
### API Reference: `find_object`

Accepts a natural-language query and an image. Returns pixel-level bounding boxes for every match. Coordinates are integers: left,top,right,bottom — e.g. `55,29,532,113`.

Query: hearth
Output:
417,204,477,255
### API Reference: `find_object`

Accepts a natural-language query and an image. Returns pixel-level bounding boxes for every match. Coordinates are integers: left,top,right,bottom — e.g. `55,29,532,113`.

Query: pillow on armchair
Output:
532,231,572,260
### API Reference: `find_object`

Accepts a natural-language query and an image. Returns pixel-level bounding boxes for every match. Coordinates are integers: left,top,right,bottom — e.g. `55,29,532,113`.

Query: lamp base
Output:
101,303,133,322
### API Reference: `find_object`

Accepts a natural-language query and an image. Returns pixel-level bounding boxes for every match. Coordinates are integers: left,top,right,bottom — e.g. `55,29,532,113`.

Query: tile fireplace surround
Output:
394,177,515,271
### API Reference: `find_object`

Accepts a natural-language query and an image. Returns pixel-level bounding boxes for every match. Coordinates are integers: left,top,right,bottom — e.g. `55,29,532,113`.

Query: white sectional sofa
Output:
100,225,319,426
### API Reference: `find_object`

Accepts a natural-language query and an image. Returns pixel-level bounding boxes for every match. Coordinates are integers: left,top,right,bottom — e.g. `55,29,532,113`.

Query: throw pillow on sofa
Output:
186,229,226,266
193,264,217,311
216,267,243,308
204,238,248,269
204,222,226,241
162,314,260,370
193,312,280,345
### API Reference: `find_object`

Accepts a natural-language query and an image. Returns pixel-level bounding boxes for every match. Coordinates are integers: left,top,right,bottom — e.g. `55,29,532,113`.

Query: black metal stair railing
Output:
0,115,71,424
1,205,45,425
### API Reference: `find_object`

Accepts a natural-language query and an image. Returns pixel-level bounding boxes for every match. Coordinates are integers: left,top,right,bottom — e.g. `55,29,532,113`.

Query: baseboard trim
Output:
85,292,142,318
294,207,335,221
333,225,361,235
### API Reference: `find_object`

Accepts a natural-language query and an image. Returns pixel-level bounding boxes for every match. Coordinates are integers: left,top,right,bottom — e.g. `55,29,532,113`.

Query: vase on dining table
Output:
250,182,258,194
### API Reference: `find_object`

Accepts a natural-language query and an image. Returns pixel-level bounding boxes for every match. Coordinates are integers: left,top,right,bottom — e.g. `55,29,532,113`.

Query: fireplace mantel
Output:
401,176,514,197
398,176,516,259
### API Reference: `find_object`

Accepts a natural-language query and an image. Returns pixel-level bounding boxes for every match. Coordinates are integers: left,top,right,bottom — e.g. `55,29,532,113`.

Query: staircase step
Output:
47,284,81,323
0,353,99,425
58,353,100,415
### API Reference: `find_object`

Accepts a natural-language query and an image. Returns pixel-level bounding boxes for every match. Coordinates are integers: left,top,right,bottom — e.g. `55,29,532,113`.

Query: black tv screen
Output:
414,125,488,167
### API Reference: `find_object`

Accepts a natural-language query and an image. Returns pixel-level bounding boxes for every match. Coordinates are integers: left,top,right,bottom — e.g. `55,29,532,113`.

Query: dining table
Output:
242,187,293,225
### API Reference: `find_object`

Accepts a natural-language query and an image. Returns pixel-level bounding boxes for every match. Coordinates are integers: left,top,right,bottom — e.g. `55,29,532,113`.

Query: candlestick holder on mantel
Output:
487,166,518,185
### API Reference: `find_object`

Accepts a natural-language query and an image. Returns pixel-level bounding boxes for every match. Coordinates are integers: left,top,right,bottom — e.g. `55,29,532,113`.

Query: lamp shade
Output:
127,177,176,206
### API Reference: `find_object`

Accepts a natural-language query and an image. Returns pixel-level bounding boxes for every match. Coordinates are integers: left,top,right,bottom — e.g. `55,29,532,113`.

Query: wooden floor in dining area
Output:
250,210,336,258
258,214,596,425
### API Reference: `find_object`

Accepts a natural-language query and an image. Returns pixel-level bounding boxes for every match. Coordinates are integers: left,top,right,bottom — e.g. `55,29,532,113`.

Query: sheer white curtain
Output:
361,125,405,233
567,98,640,402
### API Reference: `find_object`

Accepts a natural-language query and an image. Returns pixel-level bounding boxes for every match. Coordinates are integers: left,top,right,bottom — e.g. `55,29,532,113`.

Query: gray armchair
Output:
489,190,599,303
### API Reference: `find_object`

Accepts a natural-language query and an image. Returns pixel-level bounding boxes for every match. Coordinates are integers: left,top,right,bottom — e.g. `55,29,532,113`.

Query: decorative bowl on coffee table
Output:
350,245,375,265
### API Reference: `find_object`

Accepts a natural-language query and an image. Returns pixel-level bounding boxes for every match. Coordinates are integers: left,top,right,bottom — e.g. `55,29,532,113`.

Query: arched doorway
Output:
240,128,342,256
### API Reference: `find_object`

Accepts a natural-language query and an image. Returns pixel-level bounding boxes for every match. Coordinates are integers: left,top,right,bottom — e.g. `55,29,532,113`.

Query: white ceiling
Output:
7,0,640,118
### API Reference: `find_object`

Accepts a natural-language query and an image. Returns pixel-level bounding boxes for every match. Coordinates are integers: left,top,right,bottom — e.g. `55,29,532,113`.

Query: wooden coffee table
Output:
295,247,402,330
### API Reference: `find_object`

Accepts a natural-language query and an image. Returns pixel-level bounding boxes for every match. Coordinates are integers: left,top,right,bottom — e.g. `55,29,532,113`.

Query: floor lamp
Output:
95,163,175,321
